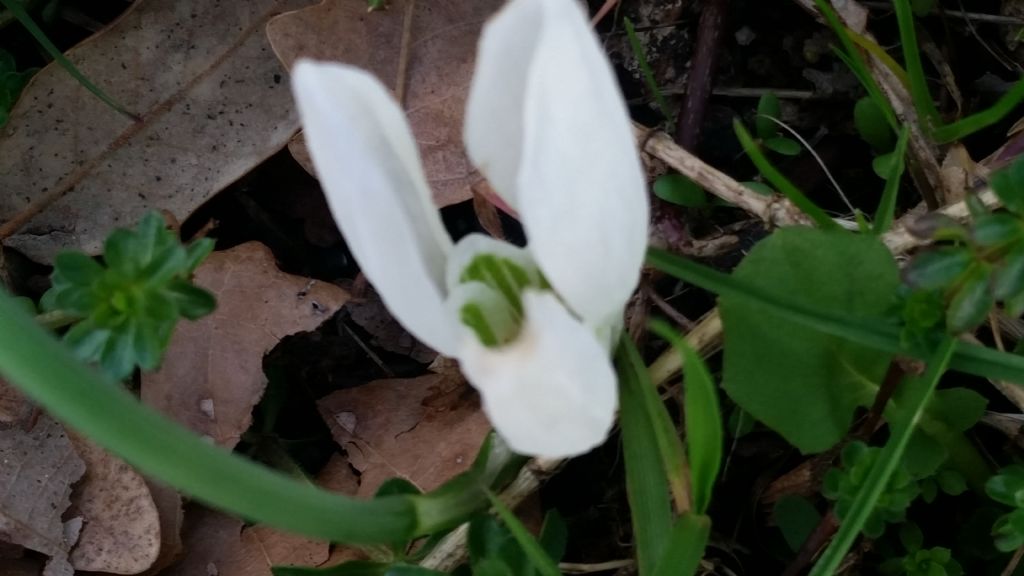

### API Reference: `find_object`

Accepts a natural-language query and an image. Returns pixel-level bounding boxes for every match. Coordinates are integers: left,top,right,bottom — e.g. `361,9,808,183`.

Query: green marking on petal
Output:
461,303,499,347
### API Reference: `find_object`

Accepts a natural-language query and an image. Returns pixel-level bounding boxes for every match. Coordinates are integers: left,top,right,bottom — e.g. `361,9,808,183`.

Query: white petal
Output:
517,0,649,327
463,0,544,210
291,60,456,355
456,290,618,458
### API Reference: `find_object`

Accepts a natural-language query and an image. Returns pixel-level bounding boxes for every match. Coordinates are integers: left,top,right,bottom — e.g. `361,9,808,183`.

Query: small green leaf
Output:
873,151,897,179
971,213,1024,247
873,125,909,235
653,173,708,207
946,266,994,334
54,252,104,286
993,509,1024,552
774,495,821,552
995,245,1024,300
986,466,1024,507
900,522,924,552
756,93,782,140
990,157,1024,216
485,491,561,576
855,97,896,151
537,511,567,564
903,248,973,290
937,469,967,495
927,388,987,432
763,137,801,156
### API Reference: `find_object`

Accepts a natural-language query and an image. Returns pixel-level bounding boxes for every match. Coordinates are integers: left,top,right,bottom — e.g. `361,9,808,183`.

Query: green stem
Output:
0,290,417,543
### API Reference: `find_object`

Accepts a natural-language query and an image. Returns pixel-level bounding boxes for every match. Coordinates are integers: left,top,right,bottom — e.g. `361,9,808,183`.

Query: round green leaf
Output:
971,213,1024,247
653,173,708,207
946,266,994,334
763,136,801,156
854,97,895,151
995,245,1024,301
991,157,1024,216
903,247,973,290
756,92,781,140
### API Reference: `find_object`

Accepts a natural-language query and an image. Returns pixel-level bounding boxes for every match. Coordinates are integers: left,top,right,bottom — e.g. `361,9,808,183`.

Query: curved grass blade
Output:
874,125,910,234
485,490,561,576
893,0,941,128
734,119,839,230
813,0,897,130
646,248,1024,384
809,337,956,576
0,0,136,120
933,80,1024,143
624,16,671,121
0,289,417,543
649,320,722,516
617,338,674,575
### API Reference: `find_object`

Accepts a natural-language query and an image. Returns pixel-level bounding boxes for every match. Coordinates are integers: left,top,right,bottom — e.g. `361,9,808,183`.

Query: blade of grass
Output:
646,247,1024,384
617,338,674,575
809,336,956,576
813,0,898,130
624,16,671,121
873,125,910,234
846,28,910,89
0,289,464,544
892,0,941,129
649,320,722,516
485,490,561,576
932,79,1024,143
0,0,136,120
652,513,712,576
733,119,840,230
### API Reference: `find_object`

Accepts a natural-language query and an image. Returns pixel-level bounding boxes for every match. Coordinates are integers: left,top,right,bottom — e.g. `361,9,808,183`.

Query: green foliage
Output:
624,16,670,121
901,160,1024,332
653,173,708,208
985,466,1024,551
477,496,564,576
823,442,920,538
754,93,800,156
719,228,898,453
874,126,910,235
855,97,896,152
774,495,822,552
0,0,135,119
0,48,35,126
42,213,215,380
273,561,445,576
880,524,963,576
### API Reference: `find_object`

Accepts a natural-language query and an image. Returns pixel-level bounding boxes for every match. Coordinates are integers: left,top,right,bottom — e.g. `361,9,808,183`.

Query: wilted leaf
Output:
66,433,160,574
0,416,86,576
0,0,311,263
318,374,490,496
142,242,348,449
160,506,328,576
140,479,185,575
266,0,504,208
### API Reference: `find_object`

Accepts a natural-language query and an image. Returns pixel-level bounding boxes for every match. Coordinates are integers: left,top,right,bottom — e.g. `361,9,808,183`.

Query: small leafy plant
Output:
880,524,963,576
986,466,1024,552
42,212,215,379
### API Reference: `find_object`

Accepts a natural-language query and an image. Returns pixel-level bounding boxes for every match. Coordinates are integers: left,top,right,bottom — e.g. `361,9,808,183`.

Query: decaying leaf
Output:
0,0,312,263
318,374,490,497
0,377,32,427
346,284,437,363
140,479,185,576
266,0,504,208
142,241,348,449
160,506,328,576
67,433,160,574
0,415,85,576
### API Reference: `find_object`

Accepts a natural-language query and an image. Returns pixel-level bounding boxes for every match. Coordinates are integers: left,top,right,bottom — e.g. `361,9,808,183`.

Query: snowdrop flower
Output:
291,0,648,458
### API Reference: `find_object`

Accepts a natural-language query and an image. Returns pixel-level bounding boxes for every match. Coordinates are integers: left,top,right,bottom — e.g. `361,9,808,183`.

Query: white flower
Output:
290,0,648,458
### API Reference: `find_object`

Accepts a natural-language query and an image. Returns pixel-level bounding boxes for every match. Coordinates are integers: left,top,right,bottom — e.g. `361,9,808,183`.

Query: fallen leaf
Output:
0,377,32,428
318,374,490,497
140,479,185,576
160,506,328,576
266,0,504,208
66,433,160,574
346,285,437,363
0,0,312,263
0,415,85,576
142,241,348,449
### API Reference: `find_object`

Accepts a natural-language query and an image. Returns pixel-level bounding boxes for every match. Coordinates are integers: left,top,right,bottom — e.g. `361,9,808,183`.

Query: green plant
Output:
880,523,963,575
755,92,801,157
823,442,920,538
0,47,34,126
986,466,1024,552
41,213,216,380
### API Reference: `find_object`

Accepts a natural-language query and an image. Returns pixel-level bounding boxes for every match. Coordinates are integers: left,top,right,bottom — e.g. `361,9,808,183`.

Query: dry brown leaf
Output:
161,507,327,576
142,242,348,449
318,374,490,497
0,0,312,263
0,415,85,576
139,479,185,576
266,0,504,208
0,378,32,428
66,434,160,574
